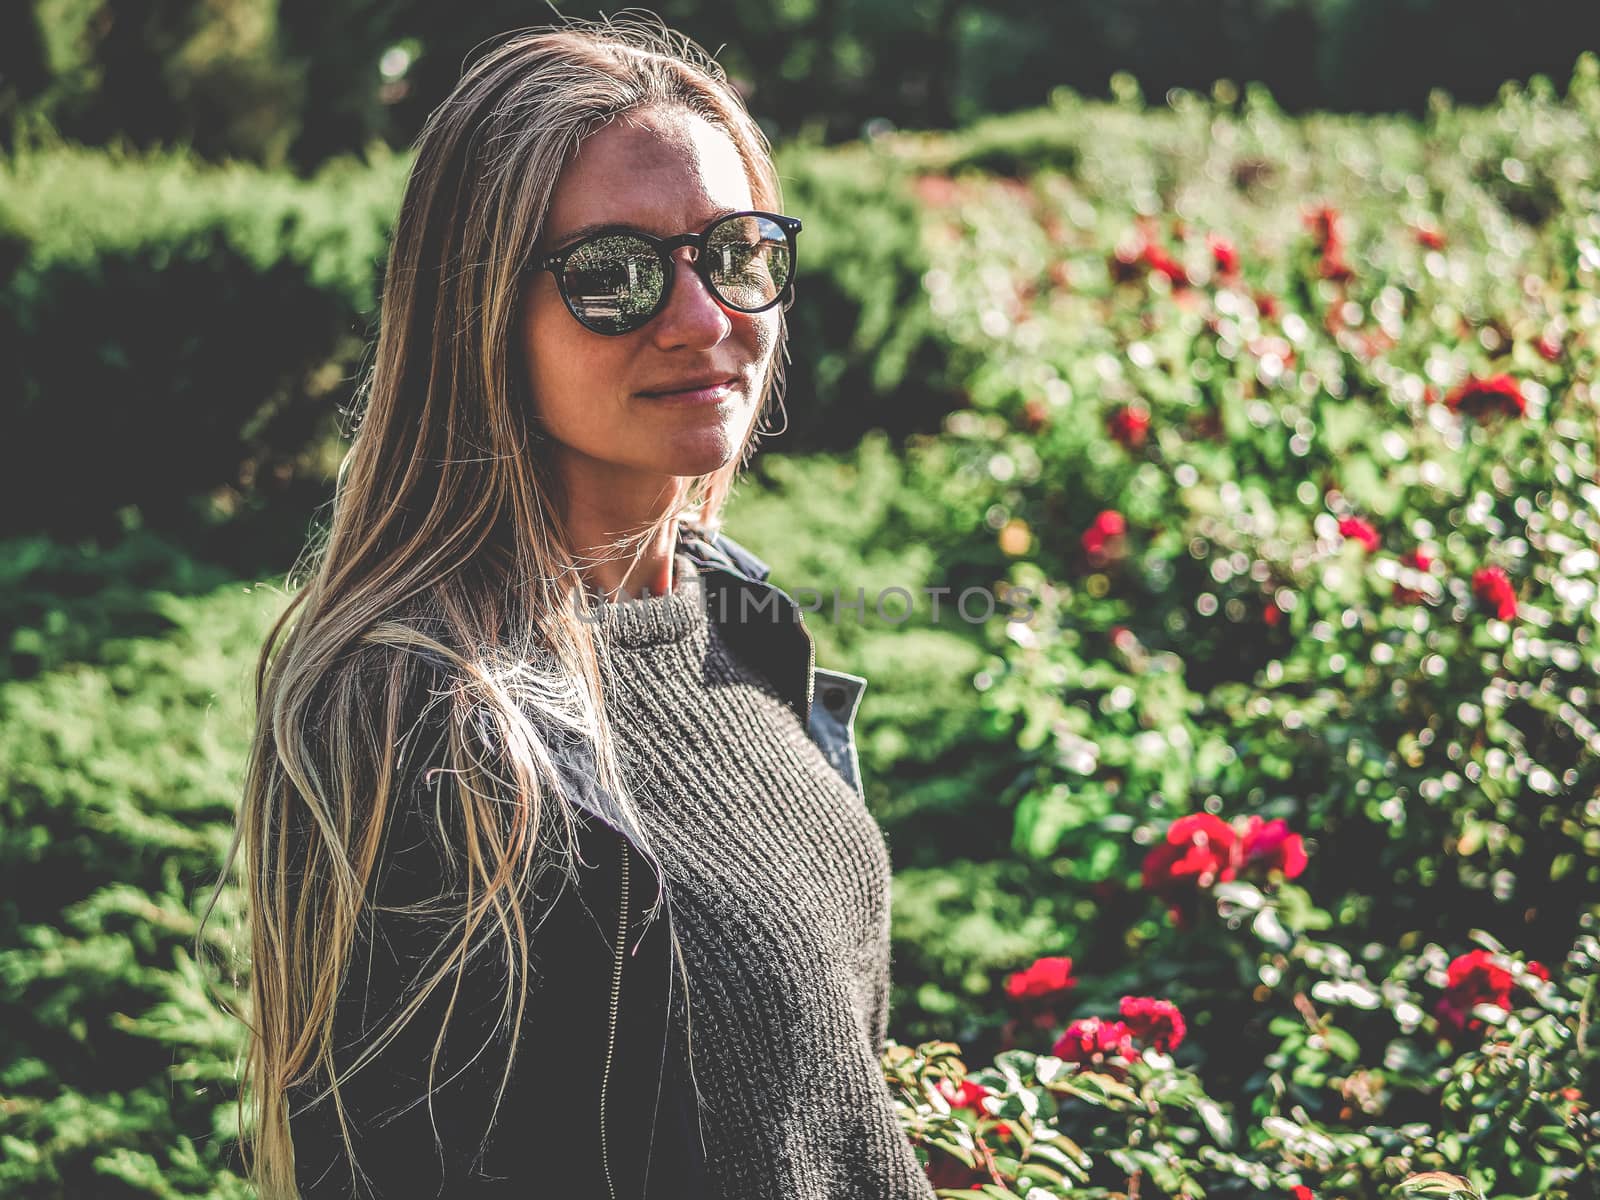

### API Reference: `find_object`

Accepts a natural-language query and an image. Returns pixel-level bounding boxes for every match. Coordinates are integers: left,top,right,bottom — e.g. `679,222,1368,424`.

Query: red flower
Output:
936,1077,995,1113
1141,812,1239,898
1119,996,1187,1052
1305,205,1342,251
1208,232,1240,278
1292,1188,1317,1200
1393,548,1433,606
1081,509,1128,562
1238,816,1309,881
1107,405,1151,449
1255,291,1281,320
1526,960,1551,982
1021,396,1050,433
1142,242,1190,286
1435,949,1516,1042
1536,331,1563,362
1445,373,1526,420
1263,600,1284,627
1337,516,1381,553
1004,956,1077,1003
1318,252,1354,283
1053,1016,1136,1068
1448,950,1514,1000
1414,224,1446,250
1472,566,1518,621
1110,227,1191,288
1305,204,1354,283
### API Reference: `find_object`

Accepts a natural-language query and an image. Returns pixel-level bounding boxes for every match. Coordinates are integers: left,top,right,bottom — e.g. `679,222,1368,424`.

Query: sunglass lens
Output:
562,234,665,333
704,215,792,310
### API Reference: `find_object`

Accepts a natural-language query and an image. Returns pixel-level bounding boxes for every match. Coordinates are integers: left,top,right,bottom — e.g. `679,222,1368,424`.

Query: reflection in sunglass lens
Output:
704,215,792,309
562,234,666,334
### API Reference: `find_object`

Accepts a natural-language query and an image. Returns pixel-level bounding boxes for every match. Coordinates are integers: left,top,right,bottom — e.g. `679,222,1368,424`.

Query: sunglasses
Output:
536,210,802,336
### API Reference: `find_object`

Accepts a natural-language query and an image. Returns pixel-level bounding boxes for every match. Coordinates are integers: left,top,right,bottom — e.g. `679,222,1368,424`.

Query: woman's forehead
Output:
545,108,754,240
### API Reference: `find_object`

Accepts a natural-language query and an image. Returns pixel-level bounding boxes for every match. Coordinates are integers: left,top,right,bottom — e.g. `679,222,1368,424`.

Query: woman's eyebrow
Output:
550,208,740,248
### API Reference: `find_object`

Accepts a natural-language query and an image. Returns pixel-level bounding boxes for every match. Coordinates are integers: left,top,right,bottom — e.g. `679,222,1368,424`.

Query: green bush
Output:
0,144,403,536
874,55,1600,1198
8,61,1600,1198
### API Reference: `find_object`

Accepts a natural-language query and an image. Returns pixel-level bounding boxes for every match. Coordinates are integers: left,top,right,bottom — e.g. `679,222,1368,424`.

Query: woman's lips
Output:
639,379,738,405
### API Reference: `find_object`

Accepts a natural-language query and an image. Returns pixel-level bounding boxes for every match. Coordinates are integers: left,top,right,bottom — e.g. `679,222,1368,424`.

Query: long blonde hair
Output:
202,16,790,1198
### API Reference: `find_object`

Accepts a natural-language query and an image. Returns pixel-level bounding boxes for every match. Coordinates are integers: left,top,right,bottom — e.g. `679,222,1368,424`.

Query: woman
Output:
217,16,939,1200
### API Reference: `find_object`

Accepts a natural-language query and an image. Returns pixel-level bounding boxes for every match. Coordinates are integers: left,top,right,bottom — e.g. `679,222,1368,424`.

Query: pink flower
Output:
1445,374,1526,420
1472,566,1518,620
1238,816,1309,881
1004,956,1077,1003
1053,1016,1136,1069
1338,516,1381,553
1118,996,1187,1052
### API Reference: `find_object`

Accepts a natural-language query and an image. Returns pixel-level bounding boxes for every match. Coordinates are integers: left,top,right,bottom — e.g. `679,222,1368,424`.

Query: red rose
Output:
1305,205,1353,283
1107,405,1151,449
1393,548,1433,606
1081,509,1128,562
1318,252,1354,283
936,1077,995,1113
1111,228,1191,288
1004,955,1077,1003
1472,566,1518,620
1445,373,1526,420
1142,242,1190,287
1292,1188,1317,1200
1238,816,1309,881
1414,224,1446,250
1263,600,1284,627
1141,812,1240,898
1208,232,1240,278
1118,996,1187,1052
1447,949,1514,1002
1052,1016,1136,1068
1435,948,1516,1042
925,1148,991,1191
1337,516,1381,553
1525,960,1550,982
1305,205,1342,251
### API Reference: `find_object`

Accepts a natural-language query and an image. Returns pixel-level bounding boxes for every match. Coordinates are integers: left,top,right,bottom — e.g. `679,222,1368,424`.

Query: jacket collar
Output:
676,523,815,727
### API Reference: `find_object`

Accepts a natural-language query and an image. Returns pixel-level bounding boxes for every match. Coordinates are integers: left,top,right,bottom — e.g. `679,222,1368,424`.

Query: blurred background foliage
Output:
3,4,1600,1197
4,0,1600,161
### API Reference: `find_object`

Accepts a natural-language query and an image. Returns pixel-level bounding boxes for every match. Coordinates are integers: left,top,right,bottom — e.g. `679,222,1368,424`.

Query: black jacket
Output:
287,529,870,1198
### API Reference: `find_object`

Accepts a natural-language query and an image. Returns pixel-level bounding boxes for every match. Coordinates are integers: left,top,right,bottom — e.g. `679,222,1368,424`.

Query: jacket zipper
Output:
600,840,630,1200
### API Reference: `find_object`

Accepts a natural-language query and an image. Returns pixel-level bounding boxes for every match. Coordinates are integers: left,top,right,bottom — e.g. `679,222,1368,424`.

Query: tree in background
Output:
4,0,1598,170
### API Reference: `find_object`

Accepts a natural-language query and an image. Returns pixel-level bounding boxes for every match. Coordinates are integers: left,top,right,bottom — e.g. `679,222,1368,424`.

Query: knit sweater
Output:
287,550,937,1200
588,550,937,1199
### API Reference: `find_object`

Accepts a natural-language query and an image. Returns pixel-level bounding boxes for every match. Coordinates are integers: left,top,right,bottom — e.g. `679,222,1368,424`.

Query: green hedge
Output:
0,137,954,538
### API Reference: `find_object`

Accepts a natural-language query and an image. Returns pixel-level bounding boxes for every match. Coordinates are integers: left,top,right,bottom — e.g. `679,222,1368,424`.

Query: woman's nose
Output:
650,245,732,349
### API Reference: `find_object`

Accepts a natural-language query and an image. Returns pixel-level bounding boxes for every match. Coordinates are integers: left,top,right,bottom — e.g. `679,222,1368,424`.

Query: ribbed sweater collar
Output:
587,550,706,649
